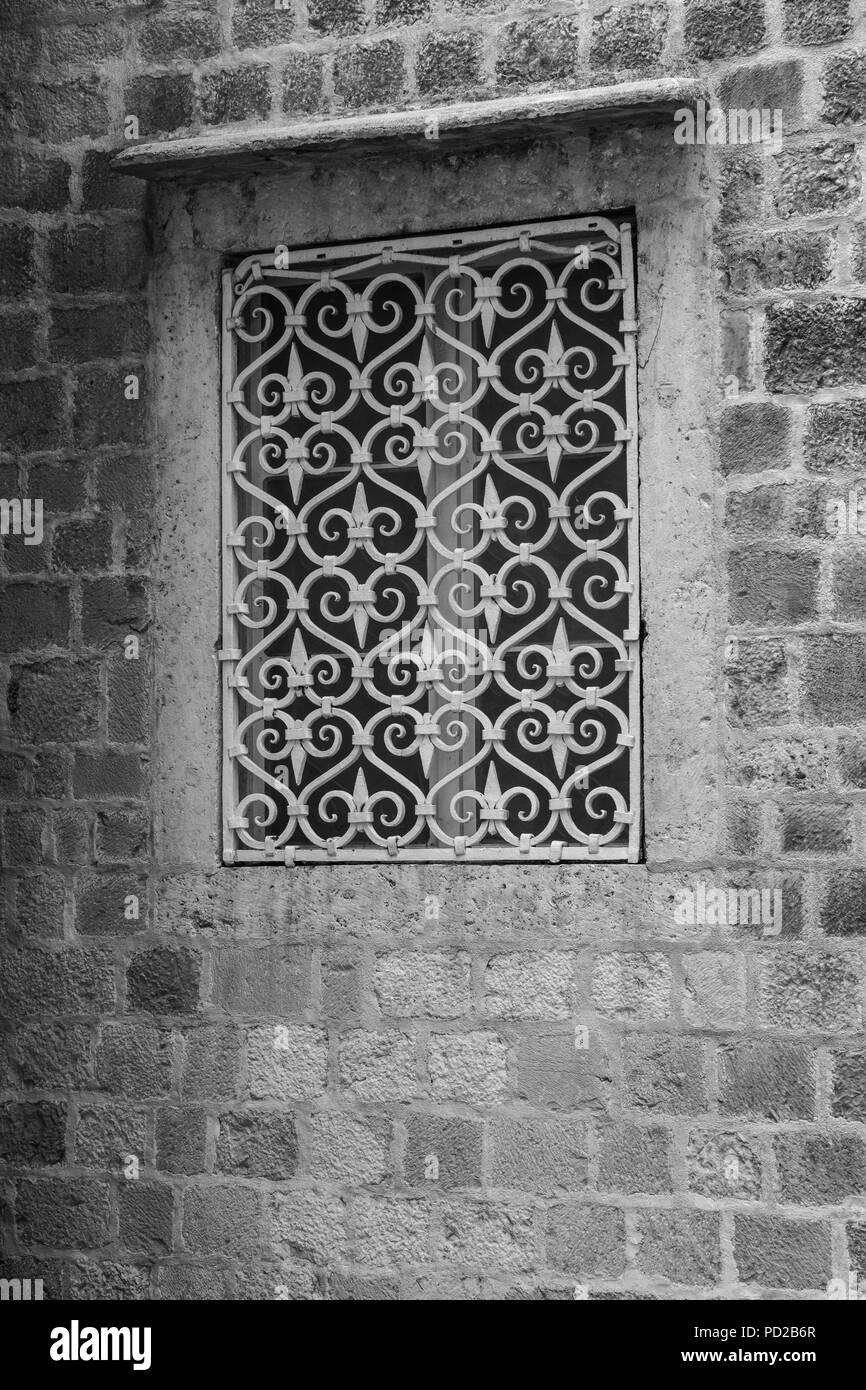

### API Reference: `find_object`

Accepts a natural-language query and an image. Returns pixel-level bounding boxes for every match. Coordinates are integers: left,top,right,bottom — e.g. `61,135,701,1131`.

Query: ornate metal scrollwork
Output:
221,217,640,863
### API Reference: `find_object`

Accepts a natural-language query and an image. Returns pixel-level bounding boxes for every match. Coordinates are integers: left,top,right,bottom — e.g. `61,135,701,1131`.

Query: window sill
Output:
113,77,707,181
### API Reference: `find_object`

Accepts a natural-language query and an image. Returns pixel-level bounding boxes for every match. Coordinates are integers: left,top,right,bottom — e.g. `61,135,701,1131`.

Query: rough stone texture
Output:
355,1196,433,1266
489,1116,587,1195
16,1179,111,1251
719,403,791,476
282,51,324,116
0,0,864,1306
119,1183,173,1256
546,1204,626,1277
823,50,866,124
757,952,862,1032
182,1025,242,1100
415,30,482,98
590,5,667,75
247,1024,328,1100
495,16,581,88
821,871,866,937
725,638,789,726
428,1031,508,1105
271,1190,347,1263
734,1216,831,1289
732,485,804,545
200,67,272,126
765,298,866,392
374,950,471,1018
834,550,866,622
803,636,866,725
95,1024,172,1099
719,59,804,130
127,946,201,1016
156,1107,209,1175
729,549,819,625
718,1040,815,1120
687,1130,762,1199
592,952,671,1021
438,1200,535,1270
516,1031,613,1112
682,952,747,1029
484,951,575,1020
838,736,866,790
634,1210,721,1286
832,1049,866,1120
183,1185,263,1257
783,0,851,46
597,1122,671,1195
0,1101,66,1166
775,1132,866,1204
312,1112,391,1185
722,229,833,295
339,1030,417,1101
685,0,765,62
215,1110,299,1180
623,1036,709,1115
75,1106,146,1171
333,39,405,109
773,142,860,220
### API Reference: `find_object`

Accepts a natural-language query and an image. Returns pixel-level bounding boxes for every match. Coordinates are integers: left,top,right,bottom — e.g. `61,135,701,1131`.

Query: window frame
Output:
219,215,641,866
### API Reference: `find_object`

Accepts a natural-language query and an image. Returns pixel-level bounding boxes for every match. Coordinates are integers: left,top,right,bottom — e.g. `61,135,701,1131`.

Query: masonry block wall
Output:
1,0,866,1301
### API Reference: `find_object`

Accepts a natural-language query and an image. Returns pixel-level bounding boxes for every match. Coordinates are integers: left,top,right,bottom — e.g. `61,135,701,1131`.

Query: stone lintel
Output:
113,78,707,180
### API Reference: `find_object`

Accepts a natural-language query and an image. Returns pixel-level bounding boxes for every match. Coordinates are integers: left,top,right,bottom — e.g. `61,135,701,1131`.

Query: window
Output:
220,215,640,864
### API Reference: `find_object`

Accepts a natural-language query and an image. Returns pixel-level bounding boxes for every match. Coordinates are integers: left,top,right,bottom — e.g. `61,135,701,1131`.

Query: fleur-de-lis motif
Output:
317,765,373,831
451,761,540,837
224,221,639,863
283,438,307,504
478,762,508,824
347,766,372,820
475,279,501,347
480,570,507,642
345,582,376,646
546,618,574,682
543,414,568,480
479,475,506,534
346,293,373,359
279,715,314,783
516,618,604,698
542,322,569,381
286,628,313,691
414,338,438,402
412,423,439,493
412,714,438,778
319,765,398,835
341,484,379,644
283,343,307,411
414,626,444,686
547,711,575,778
347,481,375,545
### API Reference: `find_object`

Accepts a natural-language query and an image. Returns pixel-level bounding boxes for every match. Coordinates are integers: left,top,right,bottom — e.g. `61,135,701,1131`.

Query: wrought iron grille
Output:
221,216,640,864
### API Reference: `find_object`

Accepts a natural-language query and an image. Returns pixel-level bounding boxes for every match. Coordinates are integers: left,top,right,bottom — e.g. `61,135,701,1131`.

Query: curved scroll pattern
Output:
221,218,640,863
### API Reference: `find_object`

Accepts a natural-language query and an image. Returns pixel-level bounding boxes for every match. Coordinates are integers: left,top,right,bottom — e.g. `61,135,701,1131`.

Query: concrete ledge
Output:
114,77,707,180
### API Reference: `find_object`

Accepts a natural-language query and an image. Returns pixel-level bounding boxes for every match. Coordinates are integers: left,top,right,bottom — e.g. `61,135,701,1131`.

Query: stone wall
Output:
1,0,866,1300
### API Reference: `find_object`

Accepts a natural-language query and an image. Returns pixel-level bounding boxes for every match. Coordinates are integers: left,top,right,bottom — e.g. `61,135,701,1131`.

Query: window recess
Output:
221,215,641,864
